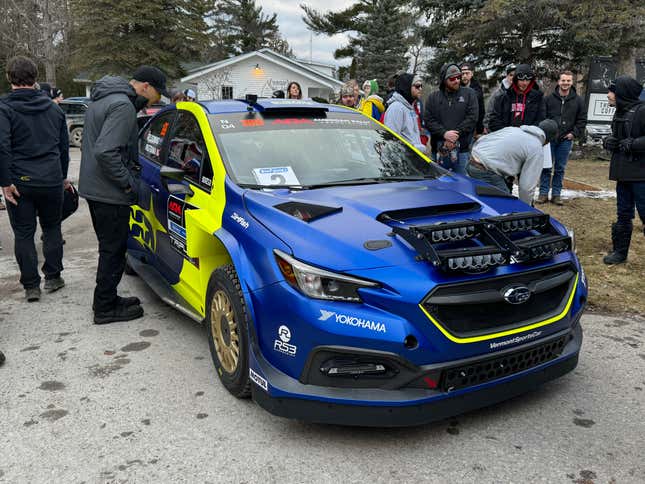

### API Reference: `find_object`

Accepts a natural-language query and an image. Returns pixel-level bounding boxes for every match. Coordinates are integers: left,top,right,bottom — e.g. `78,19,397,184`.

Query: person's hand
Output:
444,130,459,143
63,179,72,190
565,133,574,141
443,140,456,150
603,135,619,151
1,184,20,205
618,138,634,153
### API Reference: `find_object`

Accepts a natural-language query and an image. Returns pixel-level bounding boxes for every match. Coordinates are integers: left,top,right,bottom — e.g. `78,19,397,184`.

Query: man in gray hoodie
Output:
466,119,558,205
79,65,168,324
383,73,427,153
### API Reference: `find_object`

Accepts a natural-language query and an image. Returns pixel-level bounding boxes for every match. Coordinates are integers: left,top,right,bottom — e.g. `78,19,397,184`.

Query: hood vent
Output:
275,201,342,222
377,202,480,224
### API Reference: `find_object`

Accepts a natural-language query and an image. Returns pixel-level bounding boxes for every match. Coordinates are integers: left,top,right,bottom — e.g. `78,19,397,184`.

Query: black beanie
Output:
395,73,415,104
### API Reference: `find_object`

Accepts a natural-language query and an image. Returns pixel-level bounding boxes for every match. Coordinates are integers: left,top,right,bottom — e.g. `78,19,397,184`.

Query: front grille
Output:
422,264,576,338
441,335,569,391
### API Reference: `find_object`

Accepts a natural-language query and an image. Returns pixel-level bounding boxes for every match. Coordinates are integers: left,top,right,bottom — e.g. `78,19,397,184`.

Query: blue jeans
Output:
616,181,645,226
433,151,469,176
539,139,572,197
466,162,510,194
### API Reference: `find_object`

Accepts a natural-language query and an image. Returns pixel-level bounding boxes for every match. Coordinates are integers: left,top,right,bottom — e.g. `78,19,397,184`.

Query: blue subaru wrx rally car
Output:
128,97,586,426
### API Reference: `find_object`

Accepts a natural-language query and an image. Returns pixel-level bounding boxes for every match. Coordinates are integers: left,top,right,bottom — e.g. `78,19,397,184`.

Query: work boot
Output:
94,301,144,325
0,349,5,366
535,194,549,204
25,287,41,302
44,277,65,293
603,223,632,265
551,195,564,206
92,296,141,312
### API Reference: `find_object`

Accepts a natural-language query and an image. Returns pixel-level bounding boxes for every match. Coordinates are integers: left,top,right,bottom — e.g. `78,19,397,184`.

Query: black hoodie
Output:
0,88,69,187
423,63,479,153
609,75,645,181
489,64,545,132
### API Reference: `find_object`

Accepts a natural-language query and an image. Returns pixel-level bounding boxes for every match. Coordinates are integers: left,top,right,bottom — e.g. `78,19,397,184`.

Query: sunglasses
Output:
413,83,423,89
515,73,534,81
447,75,462,82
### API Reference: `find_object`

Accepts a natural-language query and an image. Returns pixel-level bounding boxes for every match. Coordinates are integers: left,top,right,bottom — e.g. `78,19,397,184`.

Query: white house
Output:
179,48,344,102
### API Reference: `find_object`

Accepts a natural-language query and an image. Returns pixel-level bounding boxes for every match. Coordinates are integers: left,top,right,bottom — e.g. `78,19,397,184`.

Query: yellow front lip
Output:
419,273,579,344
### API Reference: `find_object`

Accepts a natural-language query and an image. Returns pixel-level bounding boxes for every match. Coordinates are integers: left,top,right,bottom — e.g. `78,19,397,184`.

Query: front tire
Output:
206,265,251,398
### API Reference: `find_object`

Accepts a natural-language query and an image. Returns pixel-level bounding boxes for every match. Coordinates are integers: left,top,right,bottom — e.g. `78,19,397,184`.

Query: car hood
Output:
243,176,532,271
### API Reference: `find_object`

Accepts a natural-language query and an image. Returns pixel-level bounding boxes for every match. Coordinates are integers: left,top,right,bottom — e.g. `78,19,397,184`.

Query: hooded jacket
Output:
0,88,69,187
484,77,512,130
78,76,141,205
423,64,478,153
489,64,546,132
463,78,485,134
608,75,645,181
471,125,546,204
383,74,426,152
545,86,586,140
358,94,385,120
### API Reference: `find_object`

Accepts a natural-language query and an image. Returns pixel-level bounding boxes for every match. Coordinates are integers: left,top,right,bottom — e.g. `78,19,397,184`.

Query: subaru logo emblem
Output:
503,285,531,304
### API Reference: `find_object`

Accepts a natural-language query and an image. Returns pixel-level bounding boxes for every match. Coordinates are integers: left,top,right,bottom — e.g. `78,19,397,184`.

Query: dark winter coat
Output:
608,76,645,182
423,64,479,153
488,64,546,132
78,76,141,205
545,86,586,140
465,78,485,134
0,88,69,187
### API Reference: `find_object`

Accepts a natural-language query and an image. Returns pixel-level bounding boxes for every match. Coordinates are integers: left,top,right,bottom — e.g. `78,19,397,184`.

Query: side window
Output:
139,112,175,164
168,112,213,189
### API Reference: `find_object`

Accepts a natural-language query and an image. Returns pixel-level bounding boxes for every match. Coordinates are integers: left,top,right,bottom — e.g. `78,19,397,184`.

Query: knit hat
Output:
539,119,558,143
443,64,462,81
363,79,379,95
513,64,534,83
340,84,354,97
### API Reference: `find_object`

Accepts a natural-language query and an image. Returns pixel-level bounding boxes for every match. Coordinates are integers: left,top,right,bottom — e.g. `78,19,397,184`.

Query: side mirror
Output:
160,166,194,197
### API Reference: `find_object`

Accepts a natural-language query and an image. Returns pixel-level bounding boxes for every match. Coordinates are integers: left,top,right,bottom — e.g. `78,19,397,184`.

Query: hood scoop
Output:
377,202,480,224
275,201,342,222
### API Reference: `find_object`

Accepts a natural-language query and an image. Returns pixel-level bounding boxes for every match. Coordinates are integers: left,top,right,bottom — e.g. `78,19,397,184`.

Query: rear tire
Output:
70,127,83,147
205,265,251,398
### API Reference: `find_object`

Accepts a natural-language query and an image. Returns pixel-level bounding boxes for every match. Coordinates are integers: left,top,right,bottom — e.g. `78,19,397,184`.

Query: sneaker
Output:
25,287,41,302
535,194,548,204
94,302,144,325
551,196,564,206
92,295,141,311
44,277,65,293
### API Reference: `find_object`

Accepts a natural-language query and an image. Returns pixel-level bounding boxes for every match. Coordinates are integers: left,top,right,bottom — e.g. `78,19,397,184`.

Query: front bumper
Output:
250,320,583,427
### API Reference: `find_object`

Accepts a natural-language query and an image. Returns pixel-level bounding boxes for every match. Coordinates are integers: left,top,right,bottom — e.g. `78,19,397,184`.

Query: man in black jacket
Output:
79,65,168,324
460,62,485,136
424,63,478,175
537,70,587,205
488,64,546,132
602,75,645,265
0,56,69,302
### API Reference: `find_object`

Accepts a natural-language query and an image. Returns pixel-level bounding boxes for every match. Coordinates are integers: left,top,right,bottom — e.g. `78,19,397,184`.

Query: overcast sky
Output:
259,1,352,66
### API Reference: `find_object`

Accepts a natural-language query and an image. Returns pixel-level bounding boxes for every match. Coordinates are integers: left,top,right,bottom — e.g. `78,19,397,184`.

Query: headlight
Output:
567,228,576,252
274,249,378,302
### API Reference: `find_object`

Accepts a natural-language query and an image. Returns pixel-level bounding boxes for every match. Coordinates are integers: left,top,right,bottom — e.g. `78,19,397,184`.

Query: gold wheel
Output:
210,289,240,374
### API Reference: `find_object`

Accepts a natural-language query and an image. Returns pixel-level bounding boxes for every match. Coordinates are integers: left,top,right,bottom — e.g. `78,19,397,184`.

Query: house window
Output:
222,86,233,100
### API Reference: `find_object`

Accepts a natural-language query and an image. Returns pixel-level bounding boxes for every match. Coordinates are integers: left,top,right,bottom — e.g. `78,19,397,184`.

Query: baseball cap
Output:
506,63,517,74
132,65,170,98
460,63,473,71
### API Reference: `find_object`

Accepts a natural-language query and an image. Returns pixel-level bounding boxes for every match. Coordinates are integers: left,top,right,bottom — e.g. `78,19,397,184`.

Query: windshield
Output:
209,112,444,188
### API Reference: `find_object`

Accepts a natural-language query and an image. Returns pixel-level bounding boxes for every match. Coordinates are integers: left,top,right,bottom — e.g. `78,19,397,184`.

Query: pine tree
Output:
301,0,413,91
210,0,291,57
70,0,212,79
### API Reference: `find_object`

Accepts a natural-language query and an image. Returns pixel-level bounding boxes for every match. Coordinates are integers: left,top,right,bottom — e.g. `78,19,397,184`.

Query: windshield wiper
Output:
237,183,306,190
302,175,432,189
